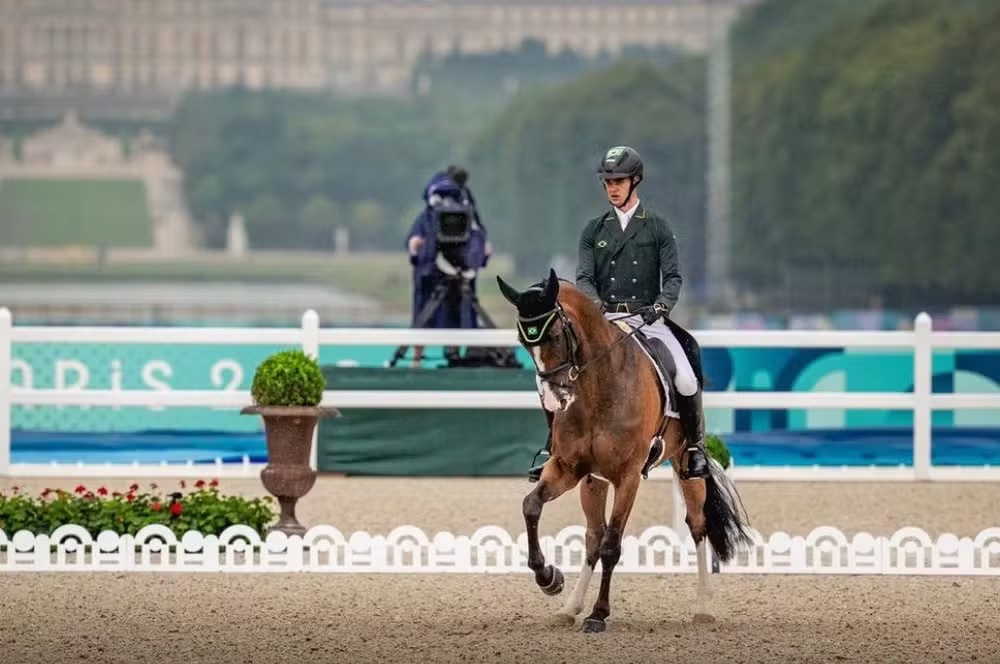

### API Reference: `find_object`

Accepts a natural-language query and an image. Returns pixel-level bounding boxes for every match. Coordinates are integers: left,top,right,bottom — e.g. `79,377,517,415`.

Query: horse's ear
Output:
541,268,559,304
496,275,521,307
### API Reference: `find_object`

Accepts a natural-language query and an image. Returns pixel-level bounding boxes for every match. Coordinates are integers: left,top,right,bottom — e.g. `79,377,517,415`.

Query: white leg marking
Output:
531,347,563,412
557,563,594,619
694,539,715,619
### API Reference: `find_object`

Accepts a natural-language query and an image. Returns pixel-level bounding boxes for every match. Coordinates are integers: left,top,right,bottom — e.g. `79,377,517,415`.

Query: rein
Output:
517,305,650,384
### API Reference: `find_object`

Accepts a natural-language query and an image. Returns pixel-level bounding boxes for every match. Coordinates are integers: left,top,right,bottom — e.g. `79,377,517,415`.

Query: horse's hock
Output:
242,405,340,536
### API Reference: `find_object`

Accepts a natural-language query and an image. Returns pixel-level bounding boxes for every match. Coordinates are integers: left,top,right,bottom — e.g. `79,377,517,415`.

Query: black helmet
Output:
596,145,643,182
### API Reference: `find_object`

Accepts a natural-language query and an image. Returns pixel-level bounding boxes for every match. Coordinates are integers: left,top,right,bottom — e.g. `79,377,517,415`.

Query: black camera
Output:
431,197,474,246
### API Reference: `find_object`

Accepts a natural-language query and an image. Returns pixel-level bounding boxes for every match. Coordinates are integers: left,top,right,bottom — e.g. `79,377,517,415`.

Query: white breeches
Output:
605,313,700,397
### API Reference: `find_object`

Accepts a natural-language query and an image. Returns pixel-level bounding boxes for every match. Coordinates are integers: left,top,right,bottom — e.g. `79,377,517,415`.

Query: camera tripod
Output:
388,272,499,368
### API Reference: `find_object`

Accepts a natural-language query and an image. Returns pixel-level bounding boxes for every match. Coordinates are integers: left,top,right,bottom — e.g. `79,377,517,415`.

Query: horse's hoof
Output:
693,613,717,624
540,566,564,596
552,611,577,627
581,618,606,634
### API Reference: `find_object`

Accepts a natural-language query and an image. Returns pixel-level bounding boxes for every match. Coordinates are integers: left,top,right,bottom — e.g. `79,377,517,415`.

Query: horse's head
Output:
496,268,583,412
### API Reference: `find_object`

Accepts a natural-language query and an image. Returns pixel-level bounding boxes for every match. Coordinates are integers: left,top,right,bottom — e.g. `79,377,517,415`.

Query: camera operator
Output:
404,168,491,368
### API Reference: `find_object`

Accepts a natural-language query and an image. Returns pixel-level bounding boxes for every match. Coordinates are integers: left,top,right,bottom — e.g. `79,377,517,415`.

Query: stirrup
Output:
527,448,550,483
680,444,710,480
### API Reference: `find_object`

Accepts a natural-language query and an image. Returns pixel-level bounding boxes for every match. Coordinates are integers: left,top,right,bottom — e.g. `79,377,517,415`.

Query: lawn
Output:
0,178,153,247
0,251,523,322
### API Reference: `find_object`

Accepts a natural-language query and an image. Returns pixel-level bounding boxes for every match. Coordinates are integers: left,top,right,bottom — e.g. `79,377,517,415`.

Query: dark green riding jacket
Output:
575,202,682,315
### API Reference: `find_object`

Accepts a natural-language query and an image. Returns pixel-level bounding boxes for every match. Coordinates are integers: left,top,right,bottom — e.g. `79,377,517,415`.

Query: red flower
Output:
12,485,19,494
97,487,108,496
85,491,95,499
129,483,140,492
74,485,86,494
170,502,182,517
151,501,162,512
126,493,136,503
209,479,219,488
41,488,51,498
194,480,205,489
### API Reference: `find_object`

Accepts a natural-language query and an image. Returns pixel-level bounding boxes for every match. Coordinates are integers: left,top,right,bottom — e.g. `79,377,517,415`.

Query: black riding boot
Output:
677,391,710,479
528,409,555,483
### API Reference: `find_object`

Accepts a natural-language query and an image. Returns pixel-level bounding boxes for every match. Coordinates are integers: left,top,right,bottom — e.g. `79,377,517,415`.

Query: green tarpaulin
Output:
317,366,546,476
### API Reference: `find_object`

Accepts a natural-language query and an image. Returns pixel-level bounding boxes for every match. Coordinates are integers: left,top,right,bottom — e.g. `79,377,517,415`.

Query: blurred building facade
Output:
0,0,751,120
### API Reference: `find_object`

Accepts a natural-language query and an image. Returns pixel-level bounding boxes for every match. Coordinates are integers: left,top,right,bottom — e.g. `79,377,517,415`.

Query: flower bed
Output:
0,480,276,537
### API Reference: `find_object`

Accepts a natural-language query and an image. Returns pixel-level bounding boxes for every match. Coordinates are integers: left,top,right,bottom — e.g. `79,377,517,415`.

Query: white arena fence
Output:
0,524,997,576
2,307,1000,484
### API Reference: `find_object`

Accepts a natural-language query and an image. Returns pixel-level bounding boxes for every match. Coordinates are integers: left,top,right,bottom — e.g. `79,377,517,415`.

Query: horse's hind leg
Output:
523,459,580,597
670,457,715,621
556,475,608,624
581,473,639,634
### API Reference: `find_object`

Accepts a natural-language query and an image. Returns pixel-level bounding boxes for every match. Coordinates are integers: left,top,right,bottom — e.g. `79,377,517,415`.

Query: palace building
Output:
0,0,751,119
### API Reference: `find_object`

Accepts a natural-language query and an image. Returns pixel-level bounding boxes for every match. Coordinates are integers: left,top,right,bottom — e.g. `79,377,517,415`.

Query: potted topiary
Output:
705,432,733,472
241,349,338,536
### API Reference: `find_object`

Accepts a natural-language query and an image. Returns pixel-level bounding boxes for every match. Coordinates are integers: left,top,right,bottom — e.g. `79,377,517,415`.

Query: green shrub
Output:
0,480,276,537
250,349,325,407
705,433,732,470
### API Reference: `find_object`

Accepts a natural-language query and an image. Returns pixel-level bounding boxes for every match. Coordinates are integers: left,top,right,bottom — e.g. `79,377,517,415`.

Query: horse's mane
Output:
555,280,618,346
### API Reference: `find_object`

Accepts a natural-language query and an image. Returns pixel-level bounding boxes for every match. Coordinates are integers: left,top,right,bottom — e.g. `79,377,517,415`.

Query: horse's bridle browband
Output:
517,304,650,385
517,305,581,383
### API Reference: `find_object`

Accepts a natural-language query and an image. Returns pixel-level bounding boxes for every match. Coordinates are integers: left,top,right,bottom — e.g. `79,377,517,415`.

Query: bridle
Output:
516,303,650,387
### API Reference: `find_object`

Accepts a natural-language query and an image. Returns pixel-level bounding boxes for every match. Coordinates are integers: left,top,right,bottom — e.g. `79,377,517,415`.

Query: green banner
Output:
317,367,545,476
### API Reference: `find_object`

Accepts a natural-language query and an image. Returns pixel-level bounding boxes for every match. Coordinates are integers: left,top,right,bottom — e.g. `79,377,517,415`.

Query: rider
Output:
526,145,710,483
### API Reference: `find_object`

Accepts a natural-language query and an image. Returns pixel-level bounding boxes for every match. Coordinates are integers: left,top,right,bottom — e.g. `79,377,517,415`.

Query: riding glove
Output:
641,303,667,325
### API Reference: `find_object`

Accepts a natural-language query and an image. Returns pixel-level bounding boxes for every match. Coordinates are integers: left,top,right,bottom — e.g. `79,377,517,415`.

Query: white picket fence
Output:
2,307,1000,482
1,523,998,576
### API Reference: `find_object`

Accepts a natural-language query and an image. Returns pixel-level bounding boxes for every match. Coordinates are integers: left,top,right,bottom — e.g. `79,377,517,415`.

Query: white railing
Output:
2,307,1000,482
2,524,998,576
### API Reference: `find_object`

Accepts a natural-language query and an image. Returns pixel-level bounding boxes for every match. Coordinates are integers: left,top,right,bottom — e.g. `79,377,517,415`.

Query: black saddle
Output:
633,332,675,479
634,332,677,390
631,318,706,479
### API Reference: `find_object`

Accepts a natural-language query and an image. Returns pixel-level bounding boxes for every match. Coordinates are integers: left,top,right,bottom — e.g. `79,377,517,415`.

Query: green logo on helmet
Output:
526,326,538,337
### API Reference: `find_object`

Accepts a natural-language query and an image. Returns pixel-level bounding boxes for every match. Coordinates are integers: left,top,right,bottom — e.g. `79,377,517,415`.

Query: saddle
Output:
634,333,675,479
615,317,706,480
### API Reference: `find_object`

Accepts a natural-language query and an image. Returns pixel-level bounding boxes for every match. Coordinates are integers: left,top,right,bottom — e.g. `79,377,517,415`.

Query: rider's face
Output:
603,177,634,208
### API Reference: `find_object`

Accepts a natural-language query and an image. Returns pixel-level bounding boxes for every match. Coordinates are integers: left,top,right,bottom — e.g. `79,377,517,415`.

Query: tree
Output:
728,0,1000,308
466,59,707,283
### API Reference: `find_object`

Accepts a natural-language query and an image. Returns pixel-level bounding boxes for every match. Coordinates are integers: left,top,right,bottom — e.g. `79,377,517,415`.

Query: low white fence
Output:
2,524,997,575
2,307,1000,482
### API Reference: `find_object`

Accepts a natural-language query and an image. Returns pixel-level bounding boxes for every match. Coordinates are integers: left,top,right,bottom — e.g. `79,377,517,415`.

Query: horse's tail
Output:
702,458,754,563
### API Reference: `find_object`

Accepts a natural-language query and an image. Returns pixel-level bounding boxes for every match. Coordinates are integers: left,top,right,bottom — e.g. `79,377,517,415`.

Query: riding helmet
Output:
596,145,644,181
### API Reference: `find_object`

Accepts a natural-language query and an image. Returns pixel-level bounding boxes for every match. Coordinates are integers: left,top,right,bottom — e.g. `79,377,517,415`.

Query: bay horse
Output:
496,269,753,633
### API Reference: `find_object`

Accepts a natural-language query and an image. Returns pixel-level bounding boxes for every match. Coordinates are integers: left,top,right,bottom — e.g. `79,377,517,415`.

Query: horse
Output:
496,268,753,633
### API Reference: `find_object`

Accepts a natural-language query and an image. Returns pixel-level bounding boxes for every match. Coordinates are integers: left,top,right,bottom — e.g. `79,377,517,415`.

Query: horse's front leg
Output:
556,475,608,624
523,458,579,596
582,473,639,633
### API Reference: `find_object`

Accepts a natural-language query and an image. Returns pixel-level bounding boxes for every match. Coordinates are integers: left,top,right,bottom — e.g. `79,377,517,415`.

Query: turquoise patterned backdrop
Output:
11,341,1000,435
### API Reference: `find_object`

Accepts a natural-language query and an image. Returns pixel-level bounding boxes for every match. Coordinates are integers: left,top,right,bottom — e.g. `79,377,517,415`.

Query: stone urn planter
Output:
241,349,339,536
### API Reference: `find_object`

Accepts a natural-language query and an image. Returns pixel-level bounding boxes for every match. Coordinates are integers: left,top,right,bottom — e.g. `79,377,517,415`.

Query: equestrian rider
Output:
527,145,710,483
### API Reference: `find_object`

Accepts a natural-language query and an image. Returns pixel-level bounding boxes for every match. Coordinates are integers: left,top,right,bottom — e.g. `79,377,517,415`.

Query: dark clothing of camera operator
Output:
526,145,710,483
406,171,490,335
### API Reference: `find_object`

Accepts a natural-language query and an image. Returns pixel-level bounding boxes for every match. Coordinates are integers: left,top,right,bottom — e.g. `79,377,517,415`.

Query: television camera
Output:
388,186,520,369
